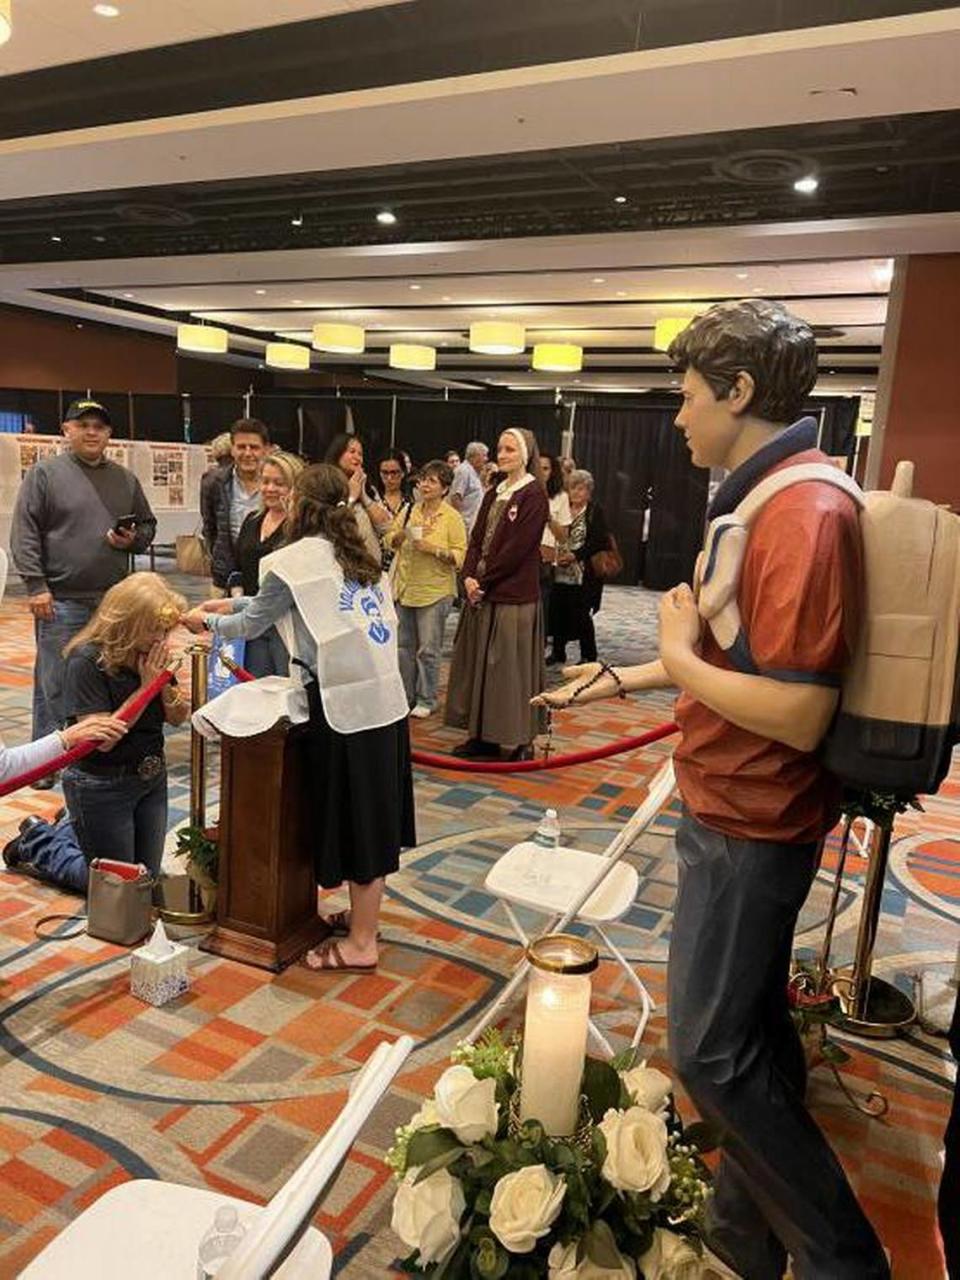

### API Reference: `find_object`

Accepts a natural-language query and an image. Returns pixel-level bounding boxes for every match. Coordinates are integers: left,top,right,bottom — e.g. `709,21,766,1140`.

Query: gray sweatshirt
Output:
11,450,157,600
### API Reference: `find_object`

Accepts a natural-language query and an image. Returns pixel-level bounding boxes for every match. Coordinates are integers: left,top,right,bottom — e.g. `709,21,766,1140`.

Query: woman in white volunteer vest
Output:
182,463,415,974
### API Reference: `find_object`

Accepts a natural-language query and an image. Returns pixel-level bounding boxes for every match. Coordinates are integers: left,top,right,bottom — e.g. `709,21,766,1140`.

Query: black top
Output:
234,509,287,597
64,642,170,765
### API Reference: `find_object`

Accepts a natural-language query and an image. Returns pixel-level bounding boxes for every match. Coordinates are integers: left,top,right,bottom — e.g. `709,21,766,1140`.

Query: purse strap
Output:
34,913,87,940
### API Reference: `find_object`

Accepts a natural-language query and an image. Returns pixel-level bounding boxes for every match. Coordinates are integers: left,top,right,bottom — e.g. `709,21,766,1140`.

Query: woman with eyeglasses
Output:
385,459,467,717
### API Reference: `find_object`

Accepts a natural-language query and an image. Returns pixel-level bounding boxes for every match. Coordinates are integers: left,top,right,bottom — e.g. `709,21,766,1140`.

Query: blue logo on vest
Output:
338,582,390,645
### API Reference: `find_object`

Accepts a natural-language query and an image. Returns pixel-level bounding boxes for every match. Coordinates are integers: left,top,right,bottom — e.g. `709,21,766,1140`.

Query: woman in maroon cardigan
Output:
445,428,548,759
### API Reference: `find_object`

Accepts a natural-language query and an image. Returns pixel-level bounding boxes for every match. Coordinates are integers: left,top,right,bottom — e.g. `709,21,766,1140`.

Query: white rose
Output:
548,1237,637,1279
597,1107,671,1198
638,1228,704,1280
433,1064,499,1144
391,1166,465,1266
620,1061,672,1114
408,1098,440,1132
488,1164,566,1253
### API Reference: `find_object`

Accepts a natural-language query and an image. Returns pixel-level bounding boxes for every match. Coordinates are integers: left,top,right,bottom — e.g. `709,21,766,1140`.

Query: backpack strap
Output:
698,463,864,677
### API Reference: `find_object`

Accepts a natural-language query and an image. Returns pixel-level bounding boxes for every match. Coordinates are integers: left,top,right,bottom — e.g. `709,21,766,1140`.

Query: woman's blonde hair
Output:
260,451,304,509
64,573,186,674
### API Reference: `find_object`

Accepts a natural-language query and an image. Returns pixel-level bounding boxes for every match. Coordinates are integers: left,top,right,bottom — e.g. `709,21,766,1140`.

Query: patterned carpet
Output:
0,575,957,1278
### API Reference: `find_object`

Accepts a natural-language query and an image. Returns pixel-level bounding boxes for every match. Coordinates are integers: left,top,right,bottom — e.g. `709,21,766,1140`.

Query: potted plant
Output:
172,823,219,912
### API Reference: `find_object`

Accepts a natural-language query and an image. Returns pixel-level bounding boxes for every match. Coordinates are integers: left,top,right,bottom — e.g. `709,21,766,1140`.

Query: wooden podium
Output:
199,720,327,971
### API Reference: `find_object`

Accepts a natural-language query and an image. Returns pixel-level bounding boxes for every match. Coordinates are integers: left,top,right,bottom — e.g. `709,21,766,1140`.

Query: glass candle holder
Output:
519,934,598,1136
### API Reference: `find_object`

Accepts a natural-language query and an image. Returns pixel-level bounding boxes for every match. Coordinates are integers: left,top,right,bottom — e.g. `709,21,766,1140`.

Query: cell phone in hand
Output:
112,514,138,534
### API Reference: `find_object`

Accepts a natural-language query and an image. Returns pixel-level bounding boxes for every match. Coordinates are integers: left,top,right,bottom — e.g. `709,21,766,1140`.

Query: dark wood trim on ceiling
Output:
2,1,946,142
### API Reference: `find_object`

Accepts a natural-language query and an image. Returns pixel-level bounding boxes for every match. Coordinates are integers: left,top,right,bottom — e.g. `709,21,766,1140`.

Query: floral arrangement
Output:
387,1032,714,1279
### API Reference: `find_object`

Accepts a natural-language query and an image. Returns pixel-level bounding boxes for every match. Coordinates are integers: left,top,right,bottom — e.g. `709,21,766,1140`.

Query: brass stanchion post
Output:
189,646,208,832
835,816,915,1037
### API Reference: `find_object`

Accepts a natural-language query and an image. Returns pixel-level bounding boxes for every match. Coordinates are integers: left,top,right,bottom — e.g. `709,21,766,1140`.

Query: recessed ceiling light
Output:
376,210,397,225
292,298,303,305
441,296,452,302
752,286,765,293
93,3,120,15
592,277,606,284
290,214,303,227
51,234,62,243
409,283,421,291
615,290,627,297
735,271,749,280
793,174,819,195
614,195,627,205
255,289,266,295
123,292,134,298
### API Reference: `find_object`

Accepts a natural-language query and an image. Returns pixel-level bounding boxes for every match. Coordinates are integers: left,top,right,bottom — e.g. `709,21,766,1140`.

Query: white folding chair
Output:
476,759,675,1056
21,1035,414,1279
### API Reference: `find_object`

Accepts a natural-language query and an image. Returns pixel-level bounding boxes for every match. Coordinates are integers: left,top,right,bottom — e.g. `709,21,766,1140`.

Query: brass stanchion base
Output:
155,873,215,928
832,968,916,1038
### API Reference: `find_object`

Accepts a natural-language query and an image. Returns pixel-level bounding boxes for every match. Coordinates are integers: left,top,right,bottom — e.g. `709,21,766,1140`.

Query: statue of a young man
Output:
542,300,889,1279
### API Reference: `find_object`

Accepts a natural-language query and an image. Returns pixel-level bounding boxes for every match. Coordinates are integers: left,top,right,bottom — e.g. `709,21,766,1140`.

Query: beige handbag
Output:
86,861,155,945
176,527,211,576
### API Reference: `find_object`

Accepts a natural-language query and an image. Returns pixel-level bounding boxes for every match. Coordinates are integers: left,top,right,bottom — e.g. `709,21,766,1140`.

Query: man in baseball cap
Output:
10,399,156,778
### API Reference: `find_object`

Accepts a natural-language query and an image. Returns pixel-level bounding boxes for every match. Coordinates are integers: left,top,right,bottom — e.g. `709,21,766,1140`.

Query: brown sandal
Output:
302,937,377,975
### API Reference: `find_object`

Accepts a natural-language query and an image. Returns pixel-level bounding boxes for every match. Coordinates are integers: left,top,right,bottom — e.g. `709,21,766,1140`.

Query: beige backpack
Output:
697,460,960,796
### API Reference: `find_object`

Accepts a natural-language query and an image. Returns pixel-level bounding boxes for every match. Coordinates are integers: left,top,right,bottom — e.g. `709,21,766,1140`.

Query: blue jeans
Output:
63,765,167,876
17,814,90,894
33,599,94,739
397,598,450,709
668,811,889,1280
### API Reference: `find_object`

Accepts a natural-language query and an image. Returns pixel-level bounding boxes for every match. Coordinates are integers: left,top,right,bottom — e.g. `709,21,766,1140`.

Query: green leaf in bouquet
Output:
470,1235,509,1280
609,1047,640,1075
584,1220,626,1270
582,1058,621,1123
433,1235,472,1280
621,1190,655,1235
517,1118,545,1150
474,1187,493,1217
407,1127,463,1169
414,1147,467,1184
683,1120,723,1154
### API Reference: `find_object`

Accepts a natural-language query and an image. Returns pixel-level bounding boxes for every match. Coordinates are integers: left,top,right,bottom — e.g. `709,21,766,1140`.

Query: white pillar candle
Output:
519,935,598,1137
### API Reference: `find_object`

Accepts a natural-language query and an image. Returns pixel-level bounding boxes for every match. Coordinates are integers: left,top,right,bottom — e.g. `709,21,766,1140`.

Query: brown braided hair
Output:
286,464,382,587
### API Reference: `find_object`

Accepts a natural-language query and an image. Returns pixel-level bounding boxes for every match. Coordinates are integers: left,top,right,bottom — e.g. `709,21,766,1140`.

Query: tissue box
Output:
130,929,190,1007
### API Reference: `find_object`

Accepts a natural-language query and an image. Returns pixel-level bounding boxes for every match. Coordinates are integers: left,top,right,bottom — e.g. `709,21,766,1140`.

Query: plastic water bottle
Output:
533,808,561,849
196,1205,246,1278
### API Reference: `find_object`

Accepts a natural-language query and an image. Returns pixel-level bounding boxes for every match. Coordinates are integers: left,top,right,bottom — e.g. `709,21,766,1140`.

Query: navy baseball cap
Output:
64,398,111,425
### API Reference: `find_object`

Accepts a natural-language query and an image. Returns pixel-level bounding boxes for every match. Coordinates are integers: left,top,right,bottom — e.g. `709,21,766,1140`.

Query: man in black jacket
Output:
11,399,156,749
207,418,270,590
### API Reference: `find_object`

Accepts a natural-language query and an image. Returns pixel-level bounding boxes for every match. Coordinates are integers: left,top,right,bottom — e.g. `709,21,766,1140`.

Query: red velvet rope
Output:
409,722,678,772
221,654,677,774
0,669,175,799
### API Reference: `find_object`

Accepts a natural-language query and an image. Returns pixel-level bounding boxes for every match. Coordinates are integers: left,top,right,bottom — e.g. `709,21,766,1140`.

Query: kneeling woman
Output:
9,574,188,889
183,464,415,973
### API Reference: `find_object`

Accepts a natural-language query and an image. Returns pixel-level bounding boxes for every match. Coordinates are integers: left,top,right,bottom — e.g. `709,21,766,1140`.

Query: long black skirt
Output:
304,681,416,889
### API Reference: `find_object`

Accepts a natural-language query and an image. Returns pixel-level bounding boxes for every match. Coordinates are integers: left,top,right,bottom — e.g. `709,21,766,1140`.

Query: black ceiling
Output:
2,110,958,265
1,0,948,141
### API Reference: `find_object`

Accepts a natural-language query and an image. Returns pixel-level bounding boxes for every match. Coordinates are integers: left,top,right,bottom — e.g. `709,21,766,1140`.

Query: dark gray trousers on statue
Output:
667,810,890,1280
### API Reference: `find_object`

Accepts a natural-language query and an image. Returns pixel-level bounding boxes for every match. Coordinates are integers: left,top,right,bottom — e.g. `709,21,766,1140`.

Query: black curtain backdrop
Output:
573,401,708,588
394,399,563,465
132,394,184,442
809,395,859,463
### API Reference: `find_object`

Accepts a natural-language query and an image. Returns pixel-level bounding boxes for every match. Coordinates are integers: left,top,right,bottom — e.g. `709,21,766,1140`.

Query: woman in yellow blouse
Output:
386,459,467,717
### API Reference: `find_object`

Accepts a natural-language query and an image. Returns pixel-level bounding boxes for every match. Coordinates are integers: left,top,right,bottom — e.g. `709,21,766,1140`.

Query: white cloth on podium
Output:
261,535,408,734
191,676,309,741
